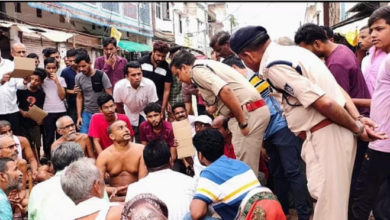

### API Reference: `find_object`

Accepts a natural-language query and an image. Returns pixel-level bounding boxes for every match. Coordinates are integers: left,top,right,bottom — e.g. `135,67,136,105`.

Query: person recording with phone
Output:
41,57,67,162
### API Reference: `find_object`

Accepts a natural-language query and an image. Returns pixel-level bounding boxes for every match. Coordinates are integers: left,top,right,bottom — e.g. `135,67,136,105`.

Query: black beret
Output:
229,26,268,54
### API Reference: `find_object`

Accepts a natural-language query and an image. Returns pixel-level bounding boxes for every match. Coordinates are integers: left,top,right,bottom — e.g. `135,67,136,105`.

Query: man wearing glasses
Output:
51,116,95,158
0,121,38,179
0,45,30,136
0,135,29,210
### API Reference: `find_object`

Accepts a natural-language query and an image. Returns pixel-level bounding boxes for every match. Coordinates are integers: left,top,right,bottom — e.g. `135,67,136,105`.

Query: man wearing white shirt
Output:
61,158,123,220
0,46,29,136
28,142,84,220
29,142,111,220
126,139,196,220
114,61,158,143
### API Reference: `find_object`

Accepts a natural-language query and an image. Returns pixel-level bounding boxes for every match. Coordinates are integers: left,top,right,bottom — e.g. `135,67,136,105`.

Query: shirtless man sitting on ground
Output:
96,120,147,202
36,116,95,182
51,116,95,158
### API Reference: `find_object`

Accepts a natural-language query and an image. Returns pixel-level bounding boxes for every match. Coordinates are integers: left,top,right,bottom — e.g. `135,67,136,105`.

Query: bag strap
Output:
190,63,217,90
265,60,303,107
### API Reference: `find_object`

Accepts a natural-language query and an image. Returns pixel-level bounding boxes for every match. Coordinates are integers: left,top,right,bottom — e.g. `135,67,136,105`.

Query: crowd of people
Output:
0,5,389,220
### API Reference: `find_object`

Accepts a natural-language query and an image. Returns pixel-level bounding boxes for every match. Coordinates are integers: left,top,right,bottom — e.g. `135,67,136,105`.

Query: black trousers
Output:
349,148,390,220
0,112,22,136
43,112,66,160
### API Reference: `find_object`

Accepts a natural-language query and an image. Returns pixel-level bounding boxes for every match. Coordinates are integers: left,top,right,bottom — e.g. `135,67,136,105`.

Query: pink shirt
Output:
363,46,388,96
88,113,134,150
369,54,390,153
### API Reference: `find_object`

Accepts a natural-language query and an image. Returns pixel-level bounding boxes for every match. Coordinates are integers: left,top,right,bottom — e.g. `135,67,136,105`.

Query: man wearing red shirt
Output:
88,93,134,155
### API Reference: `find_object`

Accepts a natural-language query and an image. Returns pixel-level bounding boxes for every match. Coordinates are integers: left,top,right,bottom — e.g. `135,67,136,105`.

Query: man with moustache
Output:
51,116,95,158
0,121,38,180
0,135,28,210
139,103,177,167
89,94,133,155
0,157,23,220
96,120,148,202
114,61,158,143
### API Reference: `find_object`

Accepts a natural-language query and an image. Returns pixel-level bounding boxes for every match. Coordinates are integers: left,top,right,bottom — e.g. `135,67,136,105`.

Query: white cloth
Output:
361,54,370,75
0,58,27,115
191,131,206,182
28,170,110,220
12,135,22,159
126,169,196,220
41,77,67,113
114,78,158,126
27,171,75,220
72,197,120,220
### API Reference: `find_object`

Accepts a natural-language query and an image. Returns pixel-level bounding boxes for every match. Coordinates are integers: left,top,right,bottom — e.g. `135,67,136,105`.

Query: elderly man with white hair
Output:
29,142,100,220
61,158,123,220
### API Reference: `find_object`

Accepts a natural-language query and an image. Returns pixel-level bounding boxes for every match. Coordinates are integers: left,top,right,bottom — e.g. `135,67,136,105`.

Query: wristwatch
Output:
238,121,248,129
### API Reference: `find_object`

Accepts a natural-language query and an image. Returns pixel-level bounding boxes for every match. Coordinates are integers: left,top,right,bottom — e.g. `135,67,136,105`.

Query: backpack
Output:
91,69,104,92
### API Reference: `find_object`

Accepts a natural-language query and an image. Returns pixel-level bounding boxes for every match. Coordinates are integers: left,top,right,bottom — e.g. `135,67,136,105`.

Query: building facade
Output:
0,2,154,64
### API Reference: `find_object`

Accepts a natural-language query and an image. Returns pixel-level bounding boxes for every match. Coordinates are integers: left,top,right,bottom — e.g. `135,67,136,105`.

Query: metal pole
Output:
204,6,208,56
137,2,140,43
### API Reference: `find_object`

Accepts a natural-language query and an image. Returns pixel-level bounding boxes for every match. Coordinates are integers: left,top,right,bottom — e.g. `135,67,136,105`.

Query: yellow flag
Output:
346,28,358,47
110,27,122,43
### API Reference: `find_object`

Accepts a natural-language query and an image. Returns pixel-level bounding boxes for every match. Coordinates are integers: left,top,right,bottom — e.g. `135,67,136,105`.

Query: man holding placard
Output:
0,44,33,136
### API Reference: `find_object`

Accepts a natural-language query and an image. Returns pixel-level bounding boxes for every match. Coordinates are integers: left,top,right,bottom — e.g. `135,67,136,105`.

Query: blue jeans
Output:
183,213,219,220
264,126,311,220
80,111,93,134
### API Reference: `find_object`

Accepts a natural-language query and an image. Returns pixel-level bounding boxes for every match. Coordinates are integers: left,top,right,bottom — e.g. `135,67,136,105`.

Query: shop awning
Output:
0,20,74,42
333,17,369,36
118,40,152,52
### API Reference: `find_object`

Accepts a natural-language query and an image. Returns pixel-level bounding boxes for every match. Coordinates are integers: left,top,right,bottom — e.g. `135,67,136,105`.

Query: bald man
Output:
96,120,147,202
1,43,31,136
51,116,95,158
11,43,27,59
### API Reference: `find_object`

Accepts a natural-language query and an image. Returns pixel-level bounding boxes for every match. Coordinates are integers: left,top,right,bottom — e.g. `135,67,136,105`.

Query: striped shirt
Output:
249,73,287,139
193,155,261,219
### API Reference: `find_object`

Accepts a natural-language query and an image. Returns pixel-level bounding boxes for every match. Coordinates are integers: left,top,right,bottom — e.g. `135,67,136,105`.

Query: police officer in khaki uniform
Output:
170,51,270,175
229,26,387,220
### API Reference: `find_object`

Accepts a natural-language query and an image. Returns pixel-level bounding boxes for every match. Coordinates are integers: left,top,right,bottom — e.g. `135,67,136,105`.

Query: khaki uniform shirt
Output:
260,42,346,133
190,59,262,116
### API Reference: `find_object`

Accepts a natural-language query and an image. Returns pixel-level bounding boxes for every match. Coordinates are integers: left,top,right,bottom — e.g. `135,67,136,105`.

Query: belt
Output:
229,99,266,118
298,118,333,140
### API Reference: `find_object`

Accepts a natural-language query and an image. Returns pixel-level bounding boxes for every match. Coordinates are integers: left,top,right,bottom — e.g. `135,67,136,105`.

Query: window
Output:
36,9,42,18
59,15,65,23
14,3,21,13
92,24,96,30
101,2,120,14
155,3,161,19
123,3,137,19
162,2,170,20
179,14,182,34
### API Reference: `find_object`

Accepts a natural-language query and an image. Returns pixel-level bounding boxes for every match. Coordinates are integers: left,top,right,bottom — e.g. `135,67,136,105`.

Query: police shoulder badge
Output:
284,83,294,95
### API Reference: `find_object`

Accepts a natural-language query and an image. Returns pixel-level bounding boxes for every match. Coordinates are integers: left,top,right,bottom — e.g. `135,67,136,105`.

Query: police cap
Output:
229,26,268,54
